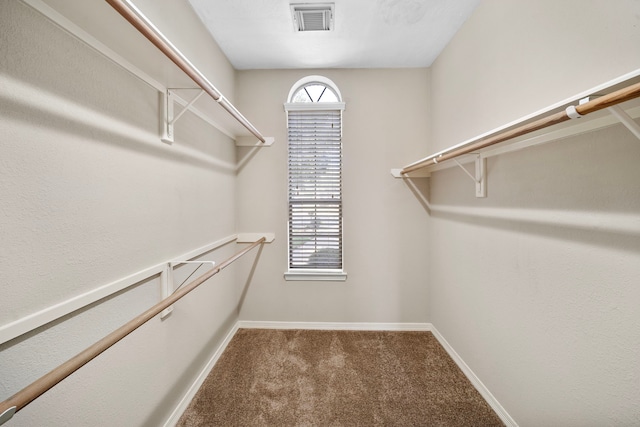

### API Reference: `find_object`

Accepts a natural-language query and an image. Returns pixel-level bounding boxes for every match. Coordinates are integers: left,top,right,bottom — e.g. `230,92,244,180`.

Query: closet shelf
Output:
391,70,640,196
105,0,273,146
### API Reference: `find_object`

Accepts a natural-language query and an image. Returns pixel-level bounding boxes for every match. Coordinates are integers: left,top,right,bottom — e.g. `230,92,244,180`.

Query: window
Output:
285,76,346,281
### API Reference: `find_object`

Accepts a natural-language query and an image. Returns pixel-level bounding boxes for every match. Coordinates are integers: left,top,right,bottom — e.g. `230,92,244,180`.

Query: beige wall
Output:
0,1,245,425
4,0,640,425
234,68,430,324
428,1,640,425
42,0,236,99
430,0,640,152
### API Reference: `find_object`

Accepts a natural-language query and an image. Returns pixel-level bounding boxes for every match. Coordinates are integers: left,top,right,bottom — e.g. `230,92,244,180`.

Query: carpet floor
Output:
177,329,504,426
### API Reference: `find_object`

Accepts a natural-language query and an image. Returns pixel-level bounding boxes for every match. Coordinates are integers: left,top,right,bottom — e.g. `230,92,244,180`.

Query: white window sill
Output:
284,270,348,282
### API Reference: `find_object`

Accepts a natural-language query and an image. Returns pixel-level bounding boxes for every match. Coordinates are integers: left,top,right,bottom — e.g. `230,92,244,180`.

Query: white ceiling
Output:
187,0,480,70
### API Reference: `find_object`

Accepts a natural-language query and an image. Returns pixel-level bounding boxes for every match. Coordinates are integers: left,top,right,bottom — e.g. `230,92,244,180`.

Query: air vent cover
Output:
291,3,334,32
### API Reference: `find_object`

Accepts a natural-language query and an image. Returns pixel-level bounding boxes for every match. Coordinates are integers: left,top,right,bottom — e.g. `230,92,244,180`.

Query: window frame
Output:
284,76,347,282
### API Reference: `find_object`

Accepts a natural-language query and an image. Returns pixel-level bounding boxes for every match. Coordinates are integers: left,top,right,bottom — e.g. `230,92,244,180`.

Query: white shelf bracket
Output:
160,260,216,319
607,105,640,141
453,155,486,197
161,88,204,144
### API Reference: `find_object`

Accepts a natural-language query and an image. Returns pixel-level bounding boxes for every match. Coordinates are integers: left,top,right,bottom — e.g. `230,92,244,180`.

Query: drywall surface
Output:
430,0,640,152
428,1,640,425
0,1,245,425
234,68,430,324
42,0,236,98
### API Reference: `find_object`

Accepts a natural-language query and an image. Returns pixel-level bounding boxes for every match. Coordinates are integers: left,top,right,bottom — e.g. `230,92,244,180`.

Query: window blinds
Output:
288,109,342,270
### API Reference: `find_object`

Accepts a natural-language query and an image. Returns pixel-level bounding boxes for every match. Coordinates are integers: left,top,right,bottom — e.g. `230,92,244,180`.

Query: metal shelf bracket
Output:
161,88,205,144
453,154,486,198
160,260,216,318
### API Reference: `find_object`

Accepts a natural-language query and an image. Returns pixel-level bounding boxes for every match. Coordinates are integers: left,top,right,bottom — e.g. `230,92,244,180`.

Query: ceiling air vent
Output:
291,3,334,32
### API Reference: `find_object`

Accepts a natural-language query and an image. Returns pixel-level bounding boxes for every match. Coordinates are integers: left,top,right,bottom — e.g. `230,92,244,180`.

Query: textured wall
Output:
234,68,430,324
428,1,640,425
430,0,640,151
0,1,244,425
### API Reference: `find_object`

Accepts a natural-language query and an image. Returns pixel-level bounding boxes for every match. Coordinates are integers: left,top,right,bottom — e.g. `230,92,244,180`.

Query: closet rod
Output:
401,81,640,174
0,238,266,426
105,0,266,143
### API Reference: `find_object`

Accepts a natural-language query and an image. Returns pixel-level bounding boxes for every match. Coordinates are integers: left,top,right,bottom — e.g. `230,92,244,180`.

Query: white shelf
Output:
395,70,640,174
392,70,640,197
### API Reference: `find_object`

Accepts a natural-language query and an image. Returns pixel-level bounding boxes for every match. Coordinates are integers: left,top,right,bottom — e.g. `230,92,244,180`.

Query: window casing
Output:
285,76,346,281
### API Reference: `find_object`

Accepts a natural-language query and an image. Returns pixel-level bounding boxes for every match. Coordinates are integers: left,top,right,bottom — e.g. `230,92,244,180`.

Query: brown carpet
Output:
177,329,504,426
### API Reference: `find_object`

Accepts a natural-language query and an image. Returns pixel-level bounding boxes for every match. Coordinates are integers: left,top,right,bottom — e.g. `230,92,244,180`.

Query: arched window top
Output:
287,75,342,104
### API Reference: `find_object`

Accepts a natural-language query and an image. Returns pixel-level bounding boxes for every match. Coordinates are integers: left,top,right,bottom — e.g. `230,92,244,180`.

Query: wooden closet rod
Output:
0,237,266,425
105,0,266,143
401,81,640,174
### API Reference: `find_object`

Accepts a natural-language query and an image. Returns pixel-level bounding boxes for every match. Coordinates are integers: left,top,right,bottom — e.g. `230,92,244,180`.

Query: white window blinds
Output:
288,109,342,270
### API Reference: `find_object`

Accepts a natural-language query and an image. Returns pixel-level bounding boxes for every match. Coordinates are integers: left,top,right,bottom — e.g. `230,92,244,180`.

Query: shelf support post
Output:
160,263,173,318
475,155,486,198
160,90,174,144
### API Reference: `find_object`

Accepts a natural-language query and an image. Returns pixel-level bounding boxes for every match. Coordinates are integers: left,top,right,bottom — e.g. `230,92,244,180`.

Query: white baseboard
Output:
165,320,516,427
237,320,433,331
429,326,518,427
162,322,240,427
